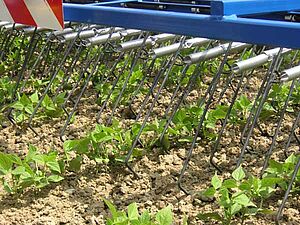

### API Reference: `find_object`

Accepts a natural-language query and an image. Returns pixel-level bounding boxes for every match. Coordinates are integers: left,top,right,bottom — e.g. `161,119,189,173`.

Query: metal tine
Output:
9,27,39,101
28,25,77,78
53,26,100,100
146,38,211,118
27,25,86,134
106,32,152,125
125,36,183,115
124,36,188,176
283,98,300,158
128,36,184,120
54,45,87,98
260,80,296,172
260,53,300,175
19,33,56,93
60,27,122,139
60,46,92,111
134,47,176,121
162,45,203,119
236,48,285,167
126,39,182,114
17,28,54,93
238,48,288,148
275,155,300,225
177,42,236,194
177,42,234,194
157,43,214,146
209,46,257,172
95,32,146,123
0,27,19,61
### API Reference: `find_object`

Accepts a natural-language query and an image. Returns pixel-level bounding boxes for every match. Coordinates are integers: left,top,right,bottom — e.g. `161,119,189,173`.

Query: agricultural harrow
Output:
1,0,300,223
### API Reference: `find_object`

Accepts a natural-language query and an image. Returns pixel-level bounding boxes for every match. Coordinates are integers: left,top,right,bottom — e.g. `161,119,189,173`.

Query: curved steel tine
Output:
95,36,143,123
284,110,300,158
106,32,151,125
177,42,234,195
60,27,119,139
275,155,300,225
260,52,300,174
124,36,187,176
125,38,182,112
209,47,257,172
27,26,85,134
6,28,38,123
236,48,284,167
157,42,214,143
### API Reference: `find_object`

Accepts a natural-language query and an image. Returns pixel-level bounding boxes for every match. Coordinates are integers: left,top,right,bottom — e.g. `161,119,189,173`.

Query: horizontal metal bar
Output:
281,64,300,82
211,0,300,16
63,3,300,49
184,42,251,64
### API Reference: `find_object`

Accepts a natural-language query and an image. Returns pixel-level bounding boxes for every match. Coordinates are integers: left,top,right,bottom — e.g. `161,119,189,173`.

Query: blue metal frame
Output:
63,0,300,49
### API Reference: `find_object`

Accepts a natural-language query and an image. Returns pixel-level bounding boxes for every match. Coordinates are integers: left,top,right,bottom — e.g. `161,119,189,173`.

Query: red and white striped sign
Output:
0,0,64,30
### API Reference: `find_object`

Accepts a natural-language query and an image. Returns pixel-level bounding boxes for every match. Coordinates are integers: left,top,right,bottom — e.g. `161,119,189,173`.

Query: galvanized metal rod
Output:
178,42,233,195
275,156,300,225
236,48,284,167
124,36,187,175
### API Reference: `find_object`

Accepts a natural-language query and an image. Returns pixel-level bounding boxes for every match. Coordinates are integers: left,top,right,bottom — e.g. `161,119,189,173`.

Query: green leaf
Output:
232,166,245,181
128,202,139,221
68,156,82,172
231,203,242,215
103,198,119,219
285,153,297,164
11,101,24,110
211,173,222,189
0,152,13,174
161,135,170,151
48,175,64,183
223,179,237,189
139,210,151,224
11,166,26,175
261,177,282,187
30,92,39,103
3,180,13,193
46,160,61,173
197,212,223,222
234,193,255,207
25,145,38,162
267,159,283,173
239,181,251,191
202,187,216,197
20,94,31,106
155,206,173,225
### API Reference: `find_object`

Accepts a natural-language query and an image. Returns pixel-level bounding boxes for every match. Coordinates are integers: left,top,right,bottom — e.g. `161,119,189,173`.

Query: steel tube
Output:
232,47,292,73
83,29,141,46
280,64,300,82
184,42,251,64
151,37,210,58
117,33,176,51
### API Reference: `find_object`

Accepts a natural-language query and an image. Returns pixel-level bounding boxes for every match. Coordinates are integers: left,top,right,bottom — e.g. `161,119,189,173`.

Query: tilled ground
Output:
0,88,299,225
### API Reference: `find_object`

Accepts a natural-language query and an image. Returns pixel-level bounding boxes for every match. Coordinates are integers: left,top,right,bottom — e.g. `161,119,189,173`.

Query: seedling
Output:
103,199,173,225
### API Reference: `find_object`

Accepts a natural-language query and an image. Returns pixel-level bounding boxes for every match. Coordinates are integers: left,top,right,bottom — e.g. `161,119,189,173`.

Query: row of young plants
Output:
0,141,298,224
1,73,300,128
0,102,299,224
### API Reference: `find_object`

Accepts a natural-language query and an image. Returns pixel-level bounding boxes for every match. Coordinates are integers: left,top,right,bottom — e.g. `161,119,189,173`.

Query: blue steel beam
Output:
63,3,300,49
211,0,300,16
